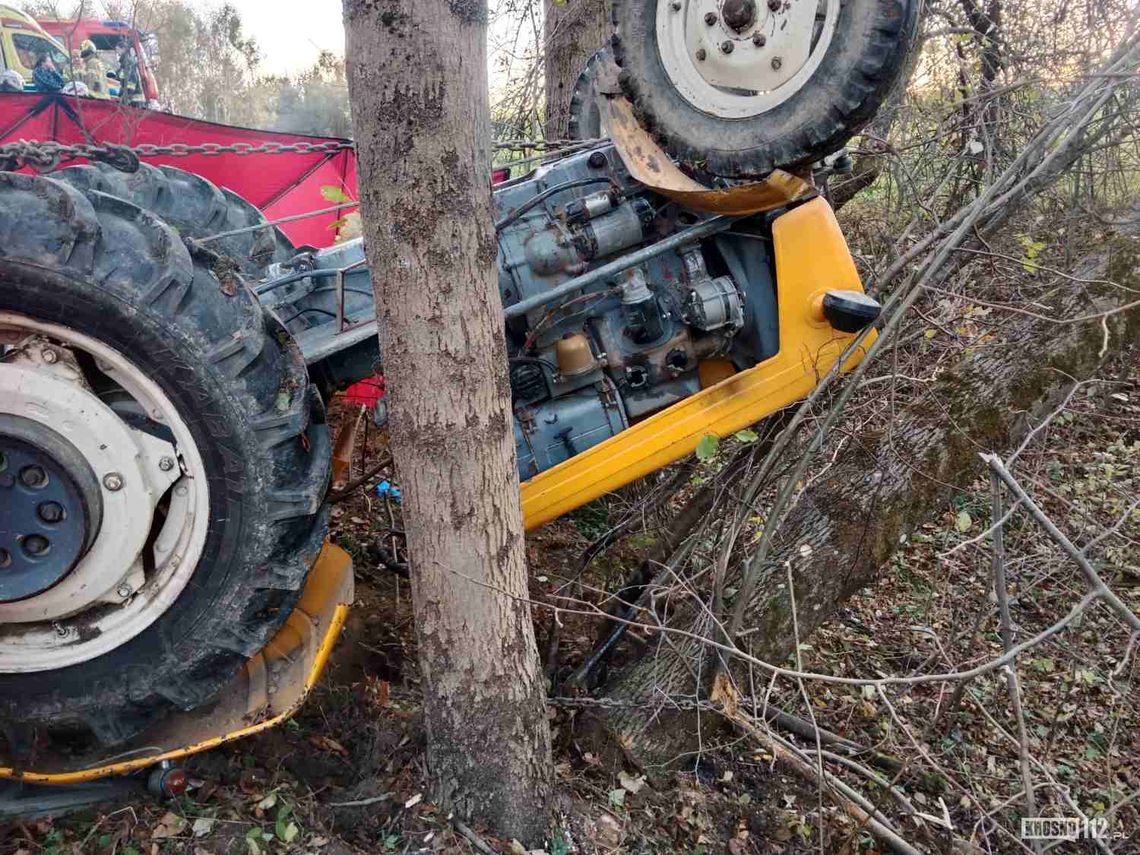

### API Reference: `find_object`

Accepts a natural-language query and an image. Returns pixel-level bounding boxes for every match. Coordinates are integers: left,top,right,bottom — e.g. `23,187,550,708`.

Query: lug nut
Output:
768,0,781,10
771,56,783,70
41,348,59,364
117,583,133,599
54,623,69,638
19,466,47,488
103,472,124,491
721,40,735,53
159,456,176,472
696,47,707,61
753,32,767,46
671,0,682,8
0,548,10,568
704,11,718,25
23,535,49,556
37,502,64,523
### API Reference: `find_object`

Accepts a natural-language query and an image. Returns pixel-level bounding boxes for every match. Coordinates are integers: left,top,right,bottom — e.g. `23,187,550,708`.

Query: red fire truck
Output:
37,16,159,106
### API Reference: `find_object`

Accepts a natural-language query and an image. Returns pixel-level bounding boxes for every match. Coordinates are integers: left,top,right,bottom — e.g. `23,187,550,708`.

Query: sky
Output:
203,0,524,84
224,0,346,75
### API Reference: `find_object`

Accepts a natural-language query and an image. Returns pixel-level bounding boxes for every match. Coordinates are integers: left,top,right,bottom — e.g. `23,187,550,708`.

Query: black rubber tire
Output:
567,47,611,141
0,172,330,747
611,0,919,178
50,162,295,277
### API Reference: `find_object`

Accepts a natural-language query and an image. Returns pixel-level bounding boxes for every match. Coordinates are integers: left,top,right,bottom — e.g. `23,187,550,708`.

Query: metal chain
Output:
0,138,356,174
0,136,600,174
547,695,707,711
493,138,603,151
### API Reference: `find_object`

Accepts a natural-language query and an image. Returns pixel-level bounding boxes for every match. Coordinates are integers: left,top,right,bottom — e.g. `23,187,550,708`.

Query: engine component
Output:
555,333,598,377
253,141,881,491
565,189,617,223
515,381,627,480
521,199,649,279
681,247,744,332
685,275,744,332
620,268,666,344
510,359,548,403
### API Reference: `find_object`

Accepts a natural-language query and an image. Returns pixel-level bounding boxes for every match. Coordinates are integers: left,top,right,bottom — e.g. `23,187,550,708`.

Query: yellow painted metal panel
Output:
520,196,875,529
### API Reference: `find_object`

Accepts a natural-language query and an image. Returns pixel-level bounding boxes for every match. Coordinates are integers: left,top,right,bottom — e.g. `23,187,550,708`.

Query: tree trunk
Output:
596,234,1140,766
544,0,610,139
343,1,552,842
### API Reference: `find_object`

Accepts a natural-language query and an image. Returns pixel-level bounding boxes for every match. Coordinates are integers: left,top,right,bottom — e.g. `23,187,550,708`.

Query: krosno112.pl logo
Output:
1021,817,1116,841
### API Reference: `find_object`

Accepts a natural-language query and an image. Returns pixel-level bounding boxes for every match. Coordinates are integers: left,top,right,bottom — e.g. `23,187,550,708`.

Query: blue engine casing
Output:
259,143,783,482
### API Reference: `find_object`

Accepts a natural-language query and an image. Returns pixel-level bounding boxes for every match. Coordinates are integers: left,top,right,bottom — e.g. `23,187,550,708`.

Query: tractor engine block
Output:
259,143,783,482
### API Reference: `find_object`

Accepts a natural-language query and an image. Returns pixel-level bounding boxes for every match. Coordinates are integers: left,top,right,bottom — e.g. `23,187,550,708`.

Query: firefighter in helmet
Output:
79,39,109,98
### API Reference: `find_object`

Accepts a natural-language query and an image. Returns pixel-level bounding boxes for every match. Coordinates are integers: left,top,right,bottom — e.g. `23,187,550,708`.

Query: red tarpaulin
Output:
0,92,357,248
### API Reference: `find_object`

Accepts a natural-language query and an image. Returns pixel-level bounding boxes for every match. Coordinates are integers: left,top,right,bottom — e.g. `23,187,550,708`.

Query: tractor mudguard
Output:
520,195,874,529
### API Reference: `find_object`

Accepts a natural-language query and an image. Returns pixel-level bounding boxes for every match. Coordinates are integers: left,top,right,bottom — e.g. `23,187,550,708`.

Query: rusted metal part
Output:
594,61,814,216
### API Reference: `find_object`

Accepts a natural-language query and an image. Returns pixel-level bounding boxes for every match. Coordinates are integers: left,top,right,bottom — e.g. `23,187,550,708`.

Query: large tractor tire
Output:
611,0,919,178
567,48,611,141
0,171,329,749
49,161,295,277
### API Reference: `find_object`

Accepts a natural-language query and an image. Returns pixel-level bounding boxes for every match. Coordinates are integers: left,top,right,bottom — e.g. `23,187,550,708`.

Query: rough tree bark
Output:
597,232,1140,766
544,0,610,139
343,0,552,841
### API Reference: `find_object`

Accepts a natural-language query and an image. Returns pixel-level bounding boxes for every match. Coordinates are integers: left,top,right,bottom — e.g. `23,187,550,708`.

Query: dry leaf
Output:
710,671,739,717
308,734,349,756
151,811,187,839
618,771,646,794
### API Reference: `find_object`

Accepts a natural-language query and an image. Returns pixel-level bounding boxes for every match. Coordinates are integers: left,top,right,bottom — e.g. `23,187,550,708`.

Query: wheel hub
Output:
0,316,209,674
656,0,838,119
0,415,102,602
721,0,756,32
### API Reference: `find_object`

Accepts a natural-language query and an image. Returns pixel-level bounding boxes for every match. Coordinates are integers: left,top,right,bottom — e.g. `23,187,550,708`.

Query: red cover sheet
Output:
0,92,357,248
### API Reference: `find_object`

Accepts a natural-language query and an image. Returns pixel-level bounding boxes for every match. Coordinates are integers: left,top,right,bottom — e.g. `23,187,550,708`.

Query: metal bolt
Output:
0,548,10,568
753,32,767,46
41,348,59,364
117,583,133,599
19,466,46,488
103,472,124,491
771,56,783,70
54,623,69,638
159,456,176,472
704,11,718,24
37,502,64,523
23,535,49,556
696,48,707,61
767,0,781,10
721,40,735,53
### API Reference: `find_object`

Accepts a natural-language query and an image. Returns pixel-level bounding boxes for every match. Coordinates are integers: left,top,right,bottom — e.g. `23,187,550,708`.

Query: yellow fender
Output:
520,196,875,529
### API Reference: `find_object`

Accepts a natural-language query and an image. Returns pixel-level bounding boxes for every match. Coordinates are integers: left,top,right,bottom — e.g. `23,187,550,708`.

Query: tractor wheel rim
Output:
656,0,839,120
0,312,210,673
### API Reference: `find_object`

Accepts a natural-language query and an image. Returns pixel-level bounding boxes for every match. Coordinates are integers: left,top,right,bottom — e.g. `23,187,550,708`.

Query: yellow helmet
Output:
80,39,96,55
